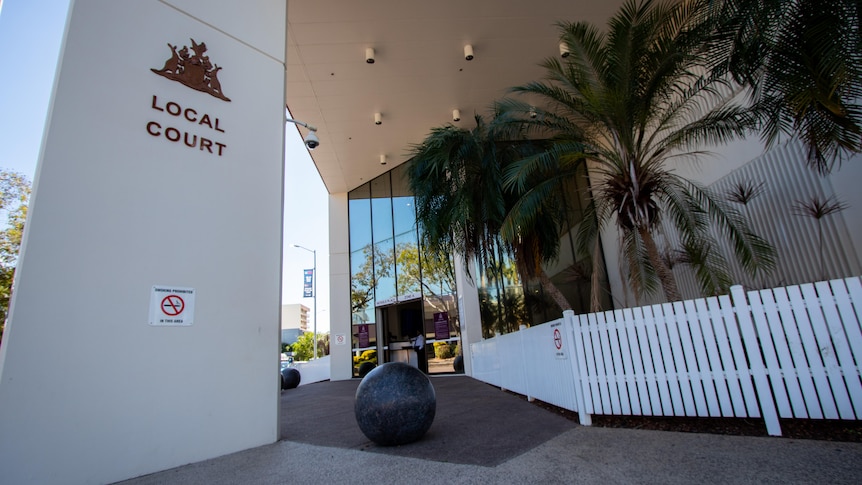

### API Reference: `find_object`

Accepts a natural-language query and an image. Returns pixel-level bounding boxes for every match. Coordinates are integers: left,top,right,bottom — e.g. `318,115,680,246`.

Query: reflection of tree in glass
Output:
476,246,532,335
350,244,391,321
395,241,422,297
483,253,520,287
479,287,528,337
420,248,460,335
394,242,461,336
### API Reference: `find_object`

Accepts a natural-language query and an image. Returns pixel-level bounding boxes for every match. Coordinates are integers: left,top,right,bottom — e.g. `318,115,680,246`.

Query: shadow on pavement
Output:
279,375,576,467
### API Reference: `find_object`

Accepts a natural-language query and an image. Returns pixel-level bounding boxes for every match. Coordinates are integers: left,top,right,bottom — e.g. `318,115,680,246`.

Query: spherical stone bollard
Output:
357,361,376,378
281,367,301,390
453,355,464,373
354,362,436,446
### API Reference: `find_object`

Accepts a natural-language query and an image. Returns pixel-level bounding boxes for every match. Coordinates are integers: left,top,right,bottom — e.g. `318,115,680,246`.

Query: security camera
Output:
304,131,320,150
464,45,474,61
366,48,375,64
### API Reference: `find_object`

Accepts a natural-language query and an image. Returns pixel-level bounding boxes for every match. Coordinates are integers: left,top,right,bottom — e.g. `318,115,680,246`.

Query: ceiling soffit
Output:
286,0,624,194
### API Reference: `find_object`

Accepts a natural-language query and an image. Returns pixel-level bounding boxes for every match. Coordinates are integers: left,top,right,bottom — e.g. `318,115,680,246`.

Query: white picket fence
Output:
470,277,862,436
292,355,331,386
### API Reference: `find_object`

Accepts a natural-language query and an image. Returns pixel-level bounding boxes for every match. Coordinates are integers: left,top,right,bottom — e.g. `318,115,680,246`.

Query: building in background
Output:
281,303,309,344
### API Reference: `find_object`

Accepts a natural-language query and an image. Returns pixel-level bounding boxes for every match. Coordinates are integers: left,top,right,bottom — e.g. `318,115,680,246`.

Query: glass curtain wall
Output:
476,163,611,337
348,164,461,376
348,183,377,374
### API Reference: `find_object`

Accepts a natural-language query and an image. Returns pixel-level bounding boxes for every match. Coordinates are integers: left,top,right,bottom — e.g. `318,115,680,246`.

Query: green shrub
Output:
433,341,453,359
353,349,377,367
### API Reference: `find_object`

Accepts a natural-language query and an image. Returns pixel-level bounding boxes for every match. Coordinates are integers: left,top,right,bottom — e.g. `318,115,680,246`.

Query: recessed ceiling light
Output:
464,44,474,61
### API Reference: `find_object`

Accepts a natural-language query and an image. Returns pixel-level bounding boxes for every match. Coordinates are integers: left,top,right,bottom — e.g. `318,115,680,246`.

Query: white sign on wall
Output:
149,285,196,326
333,334,347,346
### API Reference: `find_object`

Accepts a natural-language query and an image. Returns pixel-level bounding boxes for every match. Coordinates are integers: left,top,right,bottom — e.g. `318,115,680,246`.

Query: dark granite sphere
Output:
354,362,436,446
281,367,301,390
357,361,376,377
453,355,464,373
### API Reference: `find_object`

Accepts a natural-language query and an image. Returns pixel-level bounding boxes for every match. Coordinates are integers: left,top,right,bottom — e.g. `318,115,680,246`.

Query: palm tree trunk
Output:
537,267,573,312
637,226,682,302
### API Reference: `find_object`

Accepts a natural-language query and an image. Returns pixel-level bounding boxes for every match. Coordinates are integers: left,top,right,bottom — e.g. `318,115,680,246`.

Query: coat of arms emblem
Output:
152,38,231,102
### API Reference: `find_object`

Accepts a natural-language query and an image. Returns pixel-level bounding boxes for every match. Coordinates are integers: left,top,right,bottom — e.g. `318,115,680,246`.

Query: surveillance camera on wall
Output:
304,131,320,150
452,109,461,122
464,45,474,61
366,47,375,64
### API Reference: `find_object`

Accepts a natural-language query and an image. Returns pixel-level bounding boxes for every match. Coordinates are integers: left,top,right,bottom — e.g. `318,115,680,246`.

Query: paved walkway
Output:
119,376,862,484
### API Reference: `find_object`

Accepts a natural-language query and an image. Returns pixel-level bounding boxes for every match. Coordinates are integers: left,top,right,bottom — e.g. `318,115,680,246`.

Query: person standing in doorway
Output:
412,330,427,373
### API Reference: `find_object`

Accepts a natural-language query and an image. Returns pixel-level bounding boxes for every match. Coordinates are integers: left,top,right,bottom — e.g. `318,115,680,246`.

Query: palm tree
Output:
793,194,848,279
407,115,574,313
498,0,775,302
707,0,862,174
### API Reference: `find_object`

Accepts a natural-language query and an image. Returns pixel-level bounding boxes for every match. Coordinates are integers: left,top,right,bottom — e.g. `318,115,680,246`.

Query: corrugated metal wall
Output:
666,142,862,299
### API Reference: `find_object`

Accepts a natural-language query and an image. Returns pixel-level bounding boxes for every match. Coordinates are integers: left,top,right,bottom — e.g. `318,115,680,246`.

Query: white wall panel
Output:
0,1,288,484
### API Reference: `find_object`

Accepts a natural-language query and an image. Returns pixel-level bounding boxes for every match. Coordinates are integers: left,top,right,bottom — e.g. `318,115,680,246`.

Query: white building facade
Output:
0,1,859,484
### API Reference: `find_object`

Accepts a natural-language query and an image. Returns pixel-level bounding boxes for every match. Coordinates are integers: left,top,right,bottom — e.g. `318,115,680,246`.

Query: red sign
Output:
553,328,562,350
161,295,185,316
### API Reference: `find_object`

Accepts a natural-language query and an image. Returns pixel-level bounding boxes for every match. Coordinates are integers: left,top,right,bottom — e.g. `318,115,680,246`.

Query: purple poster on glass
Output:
358,324,369,348
433,312,450,340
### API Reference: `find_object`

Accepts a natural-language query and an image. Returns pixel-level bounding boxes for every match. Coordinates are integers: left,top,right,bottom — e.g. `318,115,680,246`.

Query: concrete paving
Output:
119,376,862,485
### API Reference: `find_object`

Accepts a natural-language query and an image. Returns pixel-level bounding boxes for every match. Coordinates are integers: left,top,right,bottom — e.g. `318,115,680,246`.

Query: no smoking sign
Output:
149,285,196,326
551,321,567,360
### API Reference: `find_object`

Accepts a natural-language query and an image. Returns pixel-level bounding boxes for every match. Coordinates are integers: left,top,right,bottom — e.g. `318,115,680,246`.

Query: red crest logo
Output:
152,38,231,102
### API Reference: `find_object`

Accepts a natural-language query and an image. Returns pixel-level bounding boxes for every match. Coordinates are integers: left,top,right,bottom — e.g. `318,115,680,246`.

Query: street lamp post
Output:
291,244,317,359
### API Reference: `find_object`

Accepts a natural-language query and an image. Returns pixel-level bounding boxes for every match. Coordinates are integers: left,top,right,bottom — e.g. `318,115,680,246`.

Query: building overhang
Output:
286,0,625,194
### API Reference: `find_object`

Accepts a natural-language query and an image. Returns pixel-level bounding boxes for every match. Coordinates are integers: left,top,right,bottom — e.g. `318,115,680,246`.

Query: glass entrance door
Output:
380,301,425,372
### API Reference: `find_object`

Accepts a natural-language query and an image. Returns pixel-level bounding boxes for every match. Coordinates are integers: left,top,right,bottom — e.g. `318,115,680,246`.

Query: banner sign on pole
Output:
303,269,313,297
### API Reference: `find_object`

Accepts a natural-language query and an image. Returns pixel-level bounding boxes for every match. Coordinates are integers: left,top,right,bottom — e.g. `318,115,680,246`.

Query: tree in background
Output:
708,0,862,174
0,170,30,344
291,331,330,361
407,115,574,313
498,0,775,302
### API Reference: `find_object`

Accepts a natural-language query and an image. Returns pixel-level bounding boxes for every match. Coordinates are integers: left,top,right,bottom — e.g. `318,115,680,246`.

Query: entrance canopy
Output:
286,0,625,194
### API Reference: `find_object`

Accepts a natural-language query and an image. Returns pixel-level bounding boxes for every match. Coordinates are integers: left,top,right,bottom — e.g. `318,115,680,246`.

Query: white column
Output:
328,192,353,380
0,1,288,484
454,253,482,376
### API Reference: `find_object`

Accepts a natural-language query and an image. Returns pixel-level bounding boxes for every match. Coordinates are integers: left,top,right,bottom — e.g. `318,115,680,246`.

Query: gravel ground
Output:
517,393,862,442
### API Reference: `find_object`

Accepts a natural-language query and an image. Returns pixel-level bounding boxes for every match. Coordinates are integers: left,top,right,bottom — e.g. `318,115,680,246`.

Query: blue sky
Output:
0,1,331,332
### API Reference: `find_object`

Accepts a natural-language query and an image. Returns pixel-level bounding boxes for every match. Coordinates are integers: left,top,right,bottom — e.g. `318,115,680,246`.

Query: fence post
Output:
564,310,592,426
731,285,782,436
519,324,534,402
